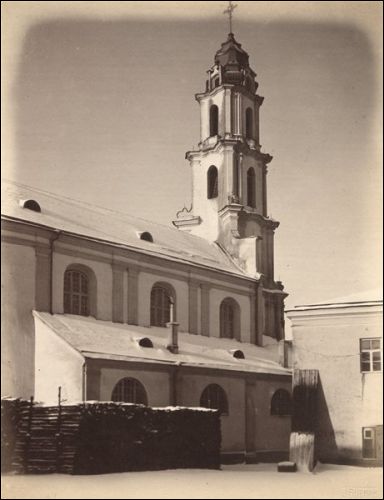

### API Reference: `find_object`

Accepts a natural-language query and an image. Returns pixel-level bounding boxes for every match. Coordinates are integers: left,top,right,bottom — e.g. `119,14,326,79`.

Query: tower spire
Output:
223,1,237,34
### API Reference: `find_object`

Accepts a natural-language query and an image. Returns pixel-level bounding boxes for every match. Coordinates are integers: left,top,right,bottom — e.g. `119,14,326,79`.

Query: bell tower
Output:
173,30,282,285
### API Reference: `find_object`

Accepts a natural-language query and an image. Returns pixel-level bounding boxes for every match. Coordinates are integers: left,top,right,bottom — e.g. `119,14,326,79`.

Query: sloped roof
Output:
33,312,290,376
287,289,383,312
1,180,248,278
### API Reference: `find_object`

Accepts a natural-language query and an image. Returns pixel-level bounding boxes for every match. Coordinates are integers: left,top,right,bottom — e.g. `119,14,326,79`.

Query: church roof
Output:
214,33,250,68
1,180,249,278
33,311,290,376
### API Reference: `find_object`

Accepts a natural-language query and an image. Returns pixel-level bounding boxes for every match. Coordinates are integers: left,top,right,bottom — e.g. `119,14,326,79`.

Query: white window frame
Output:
360,338,382,373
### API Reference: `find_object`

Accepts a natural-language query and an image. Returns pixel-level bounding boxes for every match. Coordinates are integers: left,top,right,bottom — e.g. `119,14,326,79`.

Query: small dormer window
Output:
139,232,153,243
230,349,245,359
20,199,41,212
137,337,154,348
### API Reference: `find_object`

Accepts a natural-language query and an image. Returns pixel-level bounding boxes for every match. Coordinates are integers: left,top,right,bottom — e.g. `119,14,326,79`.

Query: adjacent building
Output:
287,292,383,465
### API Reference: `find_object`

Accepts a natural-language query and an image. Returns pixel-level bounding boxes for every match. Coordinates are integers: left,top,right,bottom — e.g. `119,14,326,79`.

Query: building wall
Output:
247,378,292,455
52,251,113,321
1,241,36,398
179,371,246,453
34,314,84,404
288,305,383,464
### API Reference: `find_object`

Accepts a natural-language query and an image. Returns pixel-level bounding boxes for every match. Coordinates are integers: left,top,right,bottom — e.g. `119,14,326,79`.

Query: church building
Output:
2,30,291,463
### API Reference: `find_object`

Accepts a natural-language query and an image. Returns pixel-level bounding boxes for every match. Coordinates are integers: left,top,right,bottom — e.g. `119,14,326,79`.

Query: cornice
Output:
195,84,263,104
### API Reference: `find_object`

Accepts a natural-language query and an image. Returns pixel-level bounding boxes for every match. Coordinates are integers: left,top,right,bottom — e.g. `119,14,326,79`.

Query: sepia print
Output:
1,1,382,498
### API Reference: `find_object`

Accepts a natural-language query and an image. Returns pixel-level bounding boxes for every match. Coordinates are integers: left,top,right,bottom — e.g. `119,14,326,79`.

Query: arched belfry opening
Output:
247,167,256,208
207,166,218,199
246,108,253,139
209,104,219,136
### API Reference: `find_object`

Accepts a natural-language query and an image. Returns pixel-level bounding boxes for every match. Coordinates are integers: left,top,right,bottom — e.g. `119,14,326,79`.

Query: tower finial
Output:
223,1,237,34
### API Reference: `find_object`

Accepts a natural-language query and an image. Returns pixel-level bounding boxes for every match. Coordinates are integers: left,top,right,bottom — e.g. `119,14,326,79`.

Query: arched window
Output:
150,283,175,327
220,297,240,339
111,377,148,405
64,268,90,316
247,167,256,208
207,165,218,199
209,104,219,137
200,384,229,415
271,389,292,416
246,108,253,139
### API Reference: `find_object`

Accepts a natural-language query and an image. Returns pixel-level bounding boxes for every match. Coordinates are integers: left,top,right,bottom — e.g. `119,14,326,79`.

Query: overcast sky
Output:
2,1,383,308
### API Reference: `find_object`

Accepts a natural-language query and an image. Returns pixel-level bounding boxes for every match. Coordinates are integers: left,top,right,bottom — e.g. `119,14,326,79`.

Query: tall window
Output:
207,165,218,199
111,377,148,405
64,269,89,316
247,167,256,208
200,384,229,415
150,284,174,327
209,104,219,136
245,107,253,139
220,298,240,339
271,389,292,416
360,338,382,372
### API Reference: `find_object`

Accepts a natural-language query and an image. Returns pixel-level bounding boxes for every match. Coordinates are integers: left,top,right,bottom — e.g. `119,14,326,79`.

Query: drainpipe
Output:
166,297,179,354
49,230,61,314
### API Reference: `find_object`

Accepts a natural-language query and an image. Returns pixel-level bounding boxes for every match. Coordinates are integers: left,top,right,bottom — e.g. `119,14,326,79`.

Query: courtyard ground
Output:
1,463,382,499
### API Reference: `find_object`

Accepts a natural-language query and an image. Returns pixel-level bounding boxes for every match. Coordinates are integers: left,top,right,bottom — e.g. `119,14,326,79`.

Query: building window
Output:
247,167,256,208
150,283,175,327
245,107,253,139
200,384,229,415
64,269,90,316
270,389,292,416
111,377,148,405
220,297,240,339
362,427,376,459
207,165,218,199
360,338,382,372
213,76,220,89
209,104,219,136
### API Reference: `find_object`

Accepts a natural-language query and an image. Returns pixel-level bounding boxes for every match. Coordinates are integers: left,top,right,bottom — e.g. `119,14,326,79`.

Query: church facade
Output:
2,32,291,462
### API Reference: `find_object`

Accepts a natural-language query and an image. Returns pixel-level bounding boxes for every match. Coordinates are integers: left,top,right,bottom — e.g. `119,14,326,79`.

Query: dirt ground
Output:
1,463,383,499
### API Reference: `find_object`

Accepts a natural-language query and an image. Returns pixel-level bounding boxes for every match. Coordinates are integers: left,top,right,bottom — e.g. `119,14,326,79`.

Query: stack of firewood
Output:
5,400,221,475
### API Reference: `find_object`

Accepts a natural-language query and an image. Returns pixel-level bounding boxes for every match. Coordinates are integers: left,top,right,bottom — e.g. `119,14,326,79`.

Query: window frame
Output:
150,283,175,327
362,427,376,459
64,269,90,316
360,338,382,373
220,297,240,340
270,389,292,417
200,383,229,416
111,377,148,405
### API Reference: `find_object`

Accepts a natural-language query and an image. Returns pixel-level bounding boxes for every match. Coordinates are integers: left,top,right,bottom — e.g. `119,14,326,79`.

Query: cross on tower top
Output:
223,1,237,34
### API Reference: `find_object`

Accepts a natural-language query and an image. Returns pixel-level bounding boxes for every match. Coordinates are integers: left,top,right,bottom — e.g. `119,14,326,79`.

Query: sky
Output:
2,1,383,309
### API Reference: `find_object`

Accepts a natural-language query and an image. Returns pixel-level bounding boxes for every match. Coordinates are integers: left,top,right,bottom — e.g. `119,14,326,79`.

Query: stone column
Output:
112,263,125,323
200,283,211,337
188,279,199,334
35,245,51,312
255,283,264,346
127,266,139,325
249,291,257,345
262,165,268,216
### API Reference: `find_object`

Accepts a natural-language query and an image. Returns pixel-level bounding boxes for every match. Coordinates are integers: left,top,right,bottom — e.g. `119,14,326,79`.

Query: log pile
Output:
2,399,221,475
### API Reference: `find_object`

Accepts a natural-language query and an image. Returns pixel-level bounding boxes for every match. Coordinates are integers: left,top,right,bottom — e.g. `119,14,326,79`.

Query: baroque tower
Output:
173,31,287,341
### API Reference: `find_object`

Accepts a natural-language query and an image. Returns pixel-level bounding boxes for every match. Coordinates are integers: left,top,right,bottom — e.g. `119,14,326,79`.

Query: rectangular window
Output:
362,427,376,459
360,338,382,373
